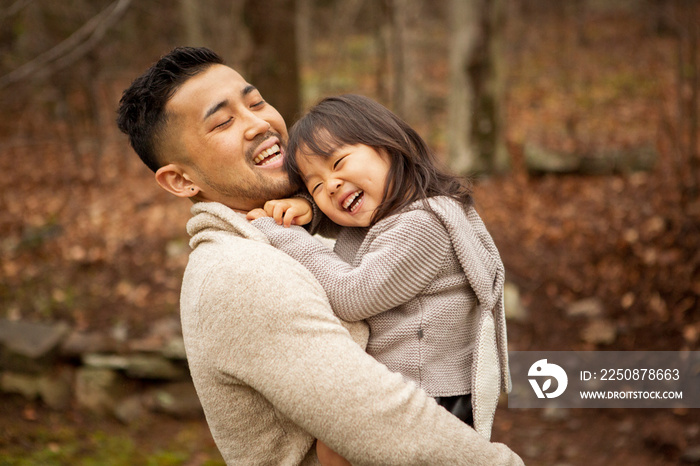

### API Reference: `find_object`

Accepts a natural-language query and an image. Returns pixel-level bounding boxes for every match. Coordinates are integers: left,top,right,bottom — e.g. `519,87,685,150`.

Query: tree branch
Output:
0,0,35,20
0,0,133,90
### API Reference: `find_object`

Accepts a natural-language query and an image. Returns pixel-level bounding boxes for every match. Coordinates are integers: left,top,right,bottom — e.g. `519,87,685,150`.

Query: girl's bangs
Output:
298,126,345,158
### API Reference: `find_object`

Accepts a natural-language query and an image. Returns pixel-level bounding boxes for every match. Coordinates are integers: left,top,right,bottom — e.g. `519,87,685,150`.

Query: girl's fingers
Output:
296,209,313,226
246,208,268,221
261,199,312,227
263,200,280,217
272,203,288,225
283,207,299,227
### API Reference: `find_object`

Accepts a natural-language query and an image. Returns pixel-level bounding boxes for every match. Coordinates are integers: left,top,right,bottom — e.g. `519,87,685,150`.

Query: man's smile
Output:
252,135,284,169
254,143,282,166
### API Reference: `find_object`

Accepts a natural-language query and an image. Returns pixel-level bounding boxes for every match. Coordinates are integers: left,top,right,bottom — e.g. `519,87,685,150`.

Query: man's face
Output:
165,64,292,210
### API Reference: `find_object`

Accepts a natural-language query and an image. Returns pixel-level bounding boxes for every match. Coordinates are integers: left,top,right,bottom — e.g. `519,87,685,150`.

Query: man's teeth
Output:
342,190,363,212
254,144,281,165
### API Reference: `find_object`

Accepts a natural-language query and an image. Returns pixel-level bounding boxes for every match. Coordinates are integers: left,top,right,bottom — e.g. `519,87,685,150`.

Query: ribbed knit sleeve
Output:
253,209,451,321
294,191,342,239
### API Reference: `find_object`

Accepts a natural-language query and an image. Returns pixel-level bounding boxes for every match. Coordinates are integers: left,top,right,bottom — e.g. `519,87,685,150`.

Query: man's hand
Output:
246,198,313,227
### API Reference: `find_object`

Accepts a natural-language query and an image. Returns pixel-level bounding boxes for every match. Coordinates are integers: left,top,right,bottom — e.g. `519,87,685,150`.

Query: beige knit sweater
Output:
182,201,523,465
254,196,511,439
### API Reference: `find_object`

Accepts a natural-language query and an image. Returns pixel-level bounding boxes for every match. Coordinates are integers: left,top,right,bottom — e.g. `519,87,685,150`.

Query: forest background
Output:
0,0,699,465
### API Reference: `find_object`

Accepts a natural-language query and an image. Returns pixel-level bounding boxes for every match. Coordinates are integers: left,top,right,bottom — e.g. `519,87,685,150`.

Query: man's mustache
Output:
246,131,285,161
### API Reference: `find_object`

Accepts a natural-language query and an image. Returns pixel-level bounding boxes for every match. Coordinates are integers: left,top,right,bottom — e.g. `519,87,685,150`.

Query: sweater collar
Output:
187,202,271,248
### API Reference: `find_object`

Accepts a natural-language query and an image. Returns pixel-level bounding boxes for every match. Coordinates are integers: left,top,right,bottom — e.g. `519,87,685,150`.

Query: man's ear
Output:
155,164,200,198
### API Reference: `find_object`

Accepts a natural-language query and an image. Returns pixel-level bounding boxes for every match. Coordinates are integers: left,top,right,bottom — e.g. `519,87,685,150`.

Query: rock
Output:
581,320,617,345
82,353,131,370
524,144,657,175
128,336,166,353
1,371,42,400
566,297,604,318
579,145,657,174
681,445,700,463
128,318,184,358
130,334,187,359
1,367,73,409
162,336,187,360
504,281,528,321
0,319,70,358
60,330,121,357
83,353,187,380
524,144,580,173
145,381,203,418
39,367,73,410
124,355,187,379
75,367,139,415
114,394,148,424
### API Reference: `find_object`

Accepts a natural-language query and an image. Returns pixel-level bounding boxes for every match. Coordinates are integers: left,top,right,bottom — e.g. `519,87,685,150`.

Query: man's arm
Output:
193,243,522,465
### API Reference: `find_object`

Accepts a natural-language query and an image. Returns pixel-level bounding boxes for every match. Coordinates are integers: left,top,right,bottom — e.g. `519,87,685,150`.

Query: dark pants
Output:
435,394,474,427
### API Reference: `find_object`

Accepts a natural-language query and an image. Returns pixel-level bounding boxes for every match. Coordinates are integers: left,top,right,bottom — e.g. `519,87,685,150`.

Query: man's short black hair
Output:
116,47,224,172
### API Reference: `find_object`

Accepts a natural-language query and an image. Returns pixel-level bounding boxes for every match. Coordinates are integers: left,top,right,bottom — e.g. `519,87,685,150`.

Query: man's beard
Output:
191,131,294,206
195,160,293,207
199,168,293,206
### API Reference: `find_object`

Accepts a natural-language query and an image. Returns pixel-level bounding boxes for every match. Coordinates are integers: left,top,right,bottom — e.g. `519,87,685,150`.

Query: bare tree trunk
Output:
447,0,508,175
671,0,700,198
179,0,204,46
687,7,699,190
646,0,676,35
390,0,422,124
488,0,509,172
223,1,252,71
324,0,366,98
374,0,392,105
447,0,478,175
295,0,312,74
244,0,300,125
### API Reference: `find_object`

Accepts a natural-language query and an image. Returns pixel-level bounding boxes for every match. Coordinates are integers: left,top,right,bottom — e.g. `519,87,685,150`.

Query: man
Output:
117,46,522,465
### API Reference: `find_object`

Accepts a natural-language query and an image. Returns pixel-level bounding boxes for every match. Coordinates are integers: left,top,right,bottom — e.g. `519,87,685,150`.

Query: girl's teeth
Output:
342,191,363,211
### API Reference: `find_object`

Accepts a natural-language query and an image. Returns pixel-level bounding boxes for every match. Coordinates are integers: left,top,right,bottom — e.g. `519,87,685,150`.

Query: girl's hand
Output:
246,208,270,221
264,198,313,227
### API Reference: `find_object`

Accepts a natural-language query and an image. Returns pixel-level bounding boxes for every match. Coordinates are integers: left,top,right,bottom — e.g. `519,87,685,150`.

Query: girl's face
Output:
297,144,391,227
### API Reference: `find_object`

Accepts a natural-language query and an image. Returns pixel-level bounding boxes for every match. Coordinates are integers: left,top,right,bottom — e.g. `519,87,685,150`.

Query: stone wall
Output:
0,318,203,424
0,282,531,425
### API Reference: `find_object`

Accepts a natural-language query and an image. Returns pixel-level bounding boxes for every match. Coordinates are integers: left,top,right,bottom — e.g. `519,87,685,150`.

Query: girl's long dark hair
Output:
285,94,473,225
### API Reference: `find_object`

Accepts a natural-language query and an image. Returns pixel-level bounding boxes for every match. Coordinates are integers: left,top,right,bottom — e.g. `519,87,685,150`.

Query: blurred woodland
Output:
1,0,700,464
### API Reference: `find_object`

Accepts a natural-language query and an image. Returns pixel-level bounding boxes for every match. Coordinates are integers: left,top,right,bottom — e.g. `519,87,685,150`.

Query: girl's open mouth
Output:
342,190,364,213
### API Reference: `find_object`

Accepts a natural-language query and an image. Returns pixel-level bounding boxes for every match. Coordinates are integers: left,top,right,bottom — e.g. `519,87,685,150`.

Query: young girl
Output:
248,94,511,462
